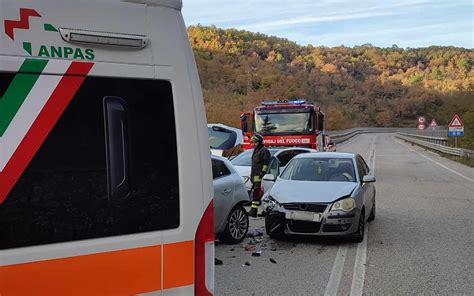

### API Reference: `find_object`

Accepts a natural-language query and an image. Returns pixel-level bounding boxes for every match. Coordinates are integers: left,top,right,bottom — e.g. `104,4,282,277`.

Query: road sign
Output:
429,119,438,128
417,116,426,124
417,123,425,130
449,114,463,127
448,114,464,137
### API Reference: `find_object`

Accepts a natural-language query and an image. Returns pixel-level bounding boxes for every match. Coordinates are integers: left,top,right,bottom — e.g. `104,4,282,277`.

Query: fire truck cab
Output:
240,100,326,150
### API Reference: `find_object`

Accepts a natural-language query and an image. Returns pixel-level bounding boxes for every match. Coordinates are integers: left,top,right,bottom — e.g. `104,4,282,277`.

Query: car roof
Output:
293,152,357,159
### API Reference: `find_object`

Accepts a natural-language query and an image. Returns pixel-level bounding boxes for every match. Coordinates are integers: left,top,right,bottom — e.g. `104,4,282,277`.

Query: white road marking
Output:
349,135,376,296
324,245,348,296
350,224,368,296
392,137,474,183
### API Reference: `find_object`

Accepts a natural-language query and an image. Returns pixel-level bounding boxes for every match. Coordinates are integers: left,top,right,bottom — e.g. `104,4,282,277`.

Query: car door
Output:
262,156,280,192
212,158,235,232
356,156,371,218
360,156,375,210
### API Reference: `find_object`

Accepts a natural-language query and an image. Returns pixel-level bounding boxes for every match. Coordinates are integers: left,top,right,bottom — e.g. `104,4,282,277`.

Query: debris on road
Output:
230,248,235,251
243,261,251,267
215,258,223,265
251,251,262,257
244,244,256,252
270,258,277,264
246,229,264,238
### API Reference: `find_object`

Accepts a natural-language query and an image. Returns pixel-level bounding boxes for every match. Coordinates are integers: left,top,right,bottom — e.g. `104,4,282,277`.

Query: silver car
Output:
261,152,376,242
212,155,250,244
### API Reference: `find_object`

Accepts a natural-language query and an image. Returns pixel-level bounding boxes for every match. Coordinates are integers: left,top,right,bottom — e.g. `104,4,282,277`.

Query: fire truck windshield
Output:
254,111,313,134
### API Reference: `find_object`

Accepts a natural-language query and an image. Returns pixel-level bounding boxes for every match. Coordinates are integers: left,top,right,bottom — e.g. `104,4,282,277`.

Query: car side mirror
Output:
263,173,276,182
362,175,376,183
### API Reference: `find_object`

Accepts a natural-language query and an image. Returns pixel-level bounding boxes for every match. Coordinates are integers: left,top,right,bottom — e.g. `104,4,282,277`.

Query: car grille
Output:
288,221,321,233
283,203,327,213
323,224,352,232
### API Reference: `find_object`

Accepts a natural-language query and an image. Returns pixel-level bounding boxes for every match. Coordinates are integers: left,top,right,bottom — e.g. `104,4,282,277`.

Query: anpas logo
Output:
4,8,95,60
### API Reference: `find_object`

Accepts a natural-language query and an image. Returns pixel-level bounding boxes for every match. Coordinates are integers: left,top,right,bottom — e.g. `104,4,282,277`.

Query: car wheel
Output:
220,205,249,244
352,209,365,243
368,198,375,223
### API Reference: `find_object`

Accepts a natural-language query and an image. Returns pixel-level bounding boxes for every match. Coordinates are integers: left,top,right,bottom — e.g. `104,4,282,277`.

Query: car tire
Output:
368,198,375,223
220,205,249,244
352,209,365,243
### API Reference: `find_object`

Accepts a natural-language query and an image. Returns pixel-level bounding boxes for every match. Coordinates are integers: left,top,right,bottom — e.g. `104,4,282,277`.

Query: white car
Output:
230,147,317,191
208,124,243,156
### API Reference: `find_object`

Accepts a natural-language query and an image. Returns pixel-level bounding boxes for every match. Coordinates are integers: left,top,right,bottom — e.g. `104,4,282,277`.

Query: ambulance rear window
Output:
0,75,179,249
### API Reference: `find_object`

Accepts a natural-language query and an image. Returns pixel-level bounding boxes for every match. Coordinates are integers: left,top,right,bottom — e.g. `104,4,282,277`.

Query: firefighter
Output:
248,133,271,217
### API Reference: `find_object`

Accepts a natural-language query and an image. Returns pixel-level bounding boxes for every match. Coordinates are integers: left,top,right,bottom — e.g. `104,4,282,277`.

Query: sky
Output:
182,0,473,48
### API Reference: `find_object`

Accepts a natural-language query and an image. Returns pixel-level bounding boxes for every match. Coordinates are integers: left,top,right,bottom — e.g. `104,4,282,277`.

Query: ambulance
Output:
0,0,228,294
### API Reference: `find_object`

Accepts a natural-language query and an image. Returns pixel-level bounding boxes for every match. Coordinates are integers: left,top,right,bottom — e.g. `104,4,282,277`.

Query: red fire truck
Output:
240,100,330,150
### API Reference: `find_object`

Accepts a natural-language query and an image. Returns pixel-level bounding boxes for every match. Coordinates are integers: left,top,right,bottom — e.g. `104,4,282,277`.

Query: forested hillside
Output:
188,25,474,148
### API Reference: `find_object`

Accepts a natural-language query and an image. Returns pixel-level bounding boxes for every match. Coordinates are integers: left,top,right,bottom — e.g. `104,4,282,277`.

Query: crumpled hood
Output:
270,180,358,203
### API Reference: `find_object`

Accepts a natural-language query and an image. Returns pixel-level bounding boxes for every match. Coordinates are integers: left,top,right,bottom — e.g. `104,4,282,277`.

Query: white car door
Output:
262,156,280,192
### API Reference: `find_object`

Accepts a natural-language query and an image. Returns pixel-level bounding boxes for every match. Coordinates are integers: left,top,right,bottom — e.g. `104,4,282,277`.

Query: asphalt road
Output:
215,133,474,295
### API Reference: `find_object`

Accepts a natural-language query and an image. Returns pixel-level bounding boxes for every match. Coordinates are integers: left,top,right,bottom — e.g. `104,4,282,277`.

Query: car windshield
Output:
254,112,313,134
231,149,277,166
280,157,356,182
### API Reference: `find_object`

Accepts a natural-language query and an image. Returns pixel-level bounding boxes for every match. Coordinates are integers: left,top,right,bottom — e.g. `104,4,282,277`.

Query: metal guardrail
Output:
395,133,474,158
396,132,448,146
327,127,429,144
327,127,473,158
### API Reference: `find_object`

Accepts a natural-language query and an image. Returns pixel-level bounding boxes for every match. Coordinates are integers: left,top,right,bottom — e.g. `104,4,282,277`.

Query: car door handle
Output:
222,189,232,194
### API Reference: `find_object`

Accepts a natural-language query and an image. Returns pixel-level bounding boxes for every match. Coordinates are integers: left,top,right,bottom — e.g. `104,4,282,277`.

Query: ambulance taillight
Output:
195,201,215,295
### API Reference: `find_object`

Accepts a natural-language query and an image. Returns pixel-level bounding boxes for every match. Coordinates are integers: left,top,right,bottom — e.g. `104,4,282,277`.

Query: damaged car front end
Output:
263,196,360,236
262,152,376,242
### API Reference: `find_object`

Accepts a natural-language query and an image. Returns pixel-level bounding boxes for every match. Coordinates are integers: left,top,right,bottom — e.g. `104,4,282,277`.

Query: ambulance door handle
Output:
103,96,131,199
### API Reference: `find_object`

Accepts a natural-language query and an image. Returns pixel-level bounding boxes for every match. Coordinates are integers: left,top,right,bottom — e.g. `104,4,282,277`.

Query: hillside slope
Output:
189,25,474,149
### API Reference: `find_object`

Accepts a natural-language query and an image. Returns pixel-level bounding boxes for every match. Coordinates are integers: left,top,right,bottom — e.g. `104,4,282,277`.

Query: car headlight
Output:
331,197,355,212
262,195,281,211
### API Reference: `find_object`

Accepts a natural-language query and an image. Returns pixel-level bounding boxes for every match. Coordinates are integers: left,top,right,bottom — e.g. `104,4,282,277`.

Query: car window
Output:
212,159,231,179
277,150,309,167
356,157,367,180
361,157,370,174
231,149,278,166
276,151,295,167
230,150,253,166
0,77,179,250
280,158,356,182
268,157,279,177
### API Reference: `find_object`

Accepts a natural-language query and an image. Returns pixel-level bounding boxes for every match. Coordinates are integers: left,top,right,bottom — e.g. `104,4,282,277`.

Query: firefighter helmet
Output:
251,133,264,143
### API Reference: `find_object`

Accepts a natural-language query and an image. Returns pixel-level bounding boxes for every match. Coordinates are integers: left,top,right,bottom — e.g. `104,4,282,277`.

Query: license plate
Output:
286,211,322,222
